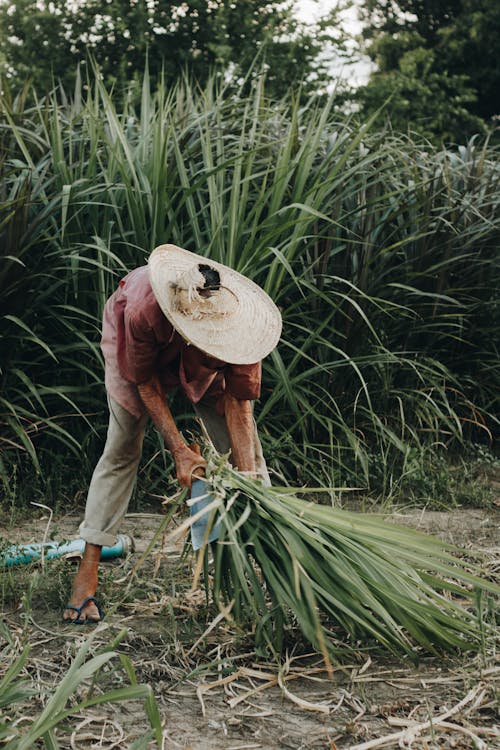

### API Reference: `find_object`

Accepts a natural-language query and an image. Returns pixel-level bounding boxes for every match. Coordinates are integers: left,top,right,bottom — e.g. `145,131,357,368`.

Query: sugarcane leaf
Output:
204,463,498,660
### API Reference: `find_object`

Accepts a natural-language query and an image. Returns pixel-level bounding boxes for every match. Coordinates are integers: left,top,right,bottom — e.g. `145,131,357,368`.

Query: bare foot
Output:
63,543,102,622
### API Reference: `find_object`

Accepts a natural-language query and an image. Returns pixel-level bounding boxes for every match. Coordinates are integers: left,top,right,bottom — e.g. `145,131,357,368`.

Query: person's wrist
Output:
171,442,187,457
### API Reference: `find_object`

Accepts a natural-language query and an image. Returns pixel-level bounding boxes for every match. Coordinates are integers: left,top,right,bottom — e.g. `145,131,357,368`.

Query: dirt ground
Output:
1,503,499,749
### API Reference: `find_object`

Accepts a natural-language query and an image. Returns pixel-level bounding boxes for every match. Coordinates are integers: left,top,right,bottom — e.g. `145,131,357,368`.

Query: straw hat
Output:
148,244,282,364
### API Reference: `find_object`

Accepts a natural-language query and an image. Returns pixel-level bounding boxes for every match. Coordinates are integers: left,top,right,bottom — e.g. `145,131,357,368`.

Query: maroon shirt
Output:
101,267,261,418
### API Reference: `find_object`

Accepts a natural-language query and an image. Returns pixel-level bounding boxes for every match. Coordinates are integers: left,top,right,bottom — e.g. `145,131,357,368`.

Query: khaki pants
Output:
79,396,269,547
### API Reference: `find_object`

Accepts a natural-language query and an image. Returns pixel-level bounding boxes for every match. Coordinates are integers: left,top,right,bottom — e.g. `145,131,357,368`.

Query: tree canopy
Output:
356,0,500,143
0,1,498,143
0,0,328,98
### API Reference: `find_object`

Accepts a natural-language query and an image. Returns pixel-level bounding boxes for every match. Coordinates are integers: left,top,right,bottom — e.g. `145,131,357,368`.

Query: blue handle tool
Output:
190,478,220,550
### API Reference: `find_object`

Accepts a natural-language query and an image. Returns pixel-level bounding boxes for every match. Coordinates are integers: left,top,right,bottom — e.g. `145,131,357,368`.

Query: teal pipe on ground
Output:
1,534,134,566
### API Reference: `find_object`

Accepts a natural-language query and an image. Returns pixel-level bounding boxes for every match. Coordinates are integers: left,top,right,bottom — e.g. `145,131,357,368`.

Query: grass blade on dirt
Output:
2,628,162,750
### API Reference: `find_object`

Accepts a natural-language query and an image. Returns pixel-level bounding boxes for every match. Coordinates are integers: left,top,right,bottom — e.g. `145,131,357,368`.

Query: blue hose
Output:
1,534,134,566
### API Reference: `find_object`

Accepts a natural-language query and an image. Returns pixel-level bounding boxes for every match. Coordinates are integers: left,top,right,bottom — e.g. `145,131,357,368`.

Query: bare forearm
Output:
138,377,185,455
224,393,256,474
137,376,206,486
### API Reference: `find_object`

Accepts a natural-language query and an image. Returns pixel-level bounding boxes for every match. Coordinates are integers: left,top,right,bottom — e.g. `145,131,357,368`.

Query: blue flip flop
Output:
63,596,104,625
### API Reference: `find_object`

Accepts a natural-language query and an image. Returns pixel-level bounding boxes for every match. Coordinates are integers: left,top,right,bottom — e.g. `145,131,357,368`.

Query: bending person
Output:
63,244,281,623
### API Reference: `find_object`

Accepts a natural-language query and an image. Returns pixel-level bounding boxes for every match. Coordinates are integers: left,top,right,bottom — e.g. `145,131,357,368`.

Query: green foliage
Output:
0,0,328,100
369,444,499,508
357,0,500,143
201,458,499,660
356,42,484,143
0,71,498,503
0,626,163,748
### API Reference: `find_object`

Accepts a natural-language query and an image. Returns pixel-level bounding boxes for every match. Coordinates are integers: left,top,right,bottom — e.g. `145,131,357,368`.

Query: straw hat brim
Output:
148,245,282,365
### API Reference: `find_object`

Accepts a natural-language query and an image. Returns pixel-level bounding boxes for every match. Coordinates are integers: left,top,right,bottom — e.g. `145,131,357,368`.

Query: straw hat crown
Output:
148,245,282,365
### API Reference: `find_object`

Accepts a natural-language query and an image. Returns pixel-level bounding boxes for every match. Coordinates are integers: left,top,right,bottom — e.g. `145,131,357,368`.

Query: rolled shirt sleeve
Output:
225,362,261,401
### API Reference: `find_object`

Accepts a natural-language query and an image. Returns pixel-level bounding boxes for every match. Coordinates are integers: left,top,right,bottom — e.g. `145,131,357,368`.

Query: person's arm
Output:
223,391,256,475
137,375,206,487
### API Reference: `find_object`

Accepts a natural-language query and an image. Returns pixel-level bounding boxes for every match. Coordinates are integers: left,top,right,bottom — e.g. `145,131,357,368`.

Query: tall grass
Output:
0,70,498,498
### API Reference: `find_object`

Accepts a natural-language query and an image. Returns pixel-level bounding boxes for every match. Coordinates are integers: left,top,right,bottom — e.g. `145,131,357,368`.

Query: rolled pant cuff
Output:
79,524,117,548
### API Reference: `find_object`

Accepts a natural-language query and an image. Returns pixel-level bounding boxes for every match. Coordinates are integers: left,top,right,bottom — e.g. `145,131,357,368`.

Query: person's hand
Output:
173,443,207,488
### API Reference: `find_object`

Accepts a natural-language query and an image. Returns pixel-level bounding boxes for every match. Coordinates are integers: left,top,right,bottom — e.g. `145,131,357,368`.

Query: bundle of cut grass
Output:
188,457,498,661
